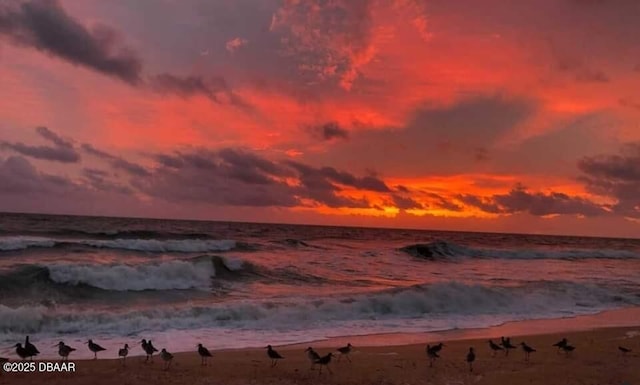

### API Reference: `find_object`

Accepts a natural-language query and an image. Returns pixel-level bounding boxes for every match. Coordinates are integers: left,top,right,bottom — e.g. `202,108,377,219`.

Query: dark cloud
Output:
461,185,606,217
151,74,228,103
139,149,299,207
426,193,464,212
317,122,350,141
305,94,536,175
1,126,80,163
0,155,76,194
141,148,382,209
82,144,150,177
392,195,423,210
578,143,640,216
286,161,390,192
0,0,142,84
150,73,254,110
81,167,132,194
457,194,502,214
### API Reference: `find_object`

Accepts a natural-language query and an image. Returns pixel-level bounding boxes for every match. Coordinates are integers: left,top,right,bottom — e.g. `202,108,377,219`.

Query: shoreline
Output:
4,322,639,385
284,306,640,351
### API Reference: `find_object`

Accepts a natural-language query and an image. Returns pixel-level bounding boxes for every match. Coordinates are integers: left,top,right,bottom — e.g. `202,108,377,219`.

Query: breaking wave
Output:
400,241,639,260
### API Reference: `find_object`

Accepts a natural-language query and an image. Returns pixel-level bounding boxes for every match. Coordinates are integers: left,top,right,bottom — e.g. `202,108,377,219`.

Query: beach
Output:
4,316,639,385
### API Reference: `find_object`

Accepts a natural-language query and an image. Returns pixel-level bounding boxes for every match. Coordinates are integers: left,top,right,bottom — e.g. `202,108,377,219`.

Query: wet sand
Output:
3,322,639,385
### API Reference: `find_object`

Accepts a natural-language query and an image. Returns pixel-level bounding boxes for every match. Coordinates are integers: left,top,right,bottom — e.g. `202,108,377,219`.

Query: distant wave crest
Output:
0,236,237,253
400,241,639,260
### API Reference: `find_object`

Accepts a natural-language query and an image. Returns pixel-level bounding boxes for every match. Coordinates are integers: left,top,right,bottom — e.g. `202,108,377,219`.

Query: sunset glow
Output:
1,0,639,237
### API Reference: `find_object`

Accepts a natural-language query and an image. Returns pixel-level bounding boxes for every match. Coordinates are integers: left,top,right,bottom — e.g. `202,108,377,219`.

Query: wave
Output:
1,280,636,335
0,255,251,292
0,228,217,240
0,236,237,253
400,241,640,260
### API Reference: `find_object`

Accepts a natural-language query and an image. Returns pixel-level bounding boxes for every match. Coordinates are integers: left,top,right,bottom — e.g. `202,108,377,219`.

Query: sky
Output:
0,0,639,238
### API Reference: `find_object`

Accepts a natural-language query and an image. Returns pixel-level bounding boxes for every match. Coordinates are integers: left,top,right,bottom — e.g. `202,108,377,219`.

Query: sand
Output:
3,323,639,385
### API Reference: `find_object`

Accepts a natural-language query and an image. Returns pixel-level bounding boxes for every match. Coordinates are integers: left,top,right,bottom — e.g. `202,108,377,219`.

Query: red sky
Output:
1,0,639,237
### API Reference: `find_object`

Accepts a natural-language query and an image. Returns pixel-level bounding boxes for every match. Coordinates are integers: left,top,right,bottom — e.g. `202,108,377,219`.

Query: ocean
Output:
1,212,639,359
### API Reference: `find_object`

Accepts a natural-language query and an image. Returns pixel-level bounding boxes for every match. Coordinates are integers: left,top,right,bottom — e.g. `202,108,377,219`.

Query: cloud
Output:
141,148,385,209
0,0,142,84
270,0,376,90
460,184,607,217
1,126,80,163
0,155,76,194
82,144,149,177
149,73,252,109
226,37,248,53
578,143,640,216
81,167,133,194
392,194,423,210
317,122,350,141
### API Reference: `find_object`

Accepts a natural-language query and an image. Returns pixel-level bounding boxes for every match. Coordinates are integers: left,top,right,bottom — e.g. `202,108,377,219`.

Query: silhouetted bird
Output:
86,340,106,360
466,347,476,372
160,348,173,371
552,338,568,354
520,342,536,362
306,347,321,370
618,346,632,356
562,344,576,357
118,344,129,366
24,336,39,360
488,340,503,357
337,343,353,362
315,353,334,375
501,337,516,356
55,342,76,361
13,343,29,360
198,343,212,366
266,345,283,367
426,344,440,367
141,339,158,362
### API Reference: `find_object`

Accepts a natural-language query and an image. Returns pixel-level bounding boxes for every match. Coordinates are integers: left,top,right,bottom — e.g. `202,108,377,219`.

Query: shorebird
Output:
13,343,30,360
552,338,568,354
501,337,516,356
86,339,106,360
520,342,536,362
431,343,445,353
266,345,284,367
118,344,129,366
55,342,76,361
337,343,353,362
24,336,39,361
488,339,503,357
197,343,212,366
426,344,440,367
160,348,173,371
141,339,158,362
315,353,334,375
305,347,321,370
561,344,575,357
466,347,476,372
618,346,632,356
